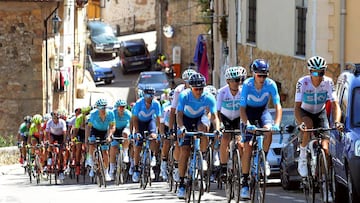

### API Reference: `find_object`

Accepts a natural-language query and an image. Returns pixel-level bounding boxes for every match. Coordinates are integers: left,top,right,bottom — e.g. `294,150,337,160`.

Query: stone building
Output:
0,0,87,137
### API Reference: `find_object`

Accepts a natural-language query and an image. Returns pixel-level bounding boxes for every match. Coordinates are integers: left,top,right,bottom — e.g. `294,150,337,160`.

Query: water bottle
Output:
227,159,233,169
47,158,52,166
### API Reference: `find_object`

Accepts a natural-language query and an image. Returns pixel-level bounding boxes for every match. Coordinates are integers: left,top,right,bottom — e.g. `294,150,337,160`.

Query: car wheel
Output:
347,168,359,203
332,166,346,203
280,159,297,190
104,80,112,85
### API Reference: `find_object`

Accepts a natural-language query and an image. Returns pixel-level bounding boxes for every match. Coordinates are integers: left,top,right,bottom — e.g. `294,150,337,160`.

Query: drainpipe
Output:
311,0,317,56
340,0,346,72
44,2,60,113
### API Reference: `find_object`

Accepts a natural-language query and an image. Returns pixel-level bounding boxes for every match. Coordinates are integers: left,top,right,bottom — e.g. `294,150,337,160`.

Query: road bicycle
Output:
136,131,157,190
247,127,276,203
25,144,43,184
300,127,337,203
181,131,215,203
203,132,218,193
111,135,130,185
164,131,178,192
89,138,109,188
223,129,242,203
45,142,62,185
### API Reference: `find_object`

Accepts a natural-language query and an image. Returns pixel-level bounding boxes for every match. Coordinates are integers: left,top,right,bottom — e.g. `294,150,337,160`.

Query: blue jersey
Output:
88,109,115,131
177,89,217,118
240,77,280,108
132,98,162,122
113,109,132,129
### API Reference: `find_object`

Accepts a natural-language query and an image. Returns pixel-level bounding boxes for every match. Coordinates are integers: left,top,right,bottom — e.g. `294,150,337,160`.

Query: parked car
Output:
86,20,120,58
86,55,115,85
268,108,297,178
330,64,360,202
119,38,152,74
134,71,169,100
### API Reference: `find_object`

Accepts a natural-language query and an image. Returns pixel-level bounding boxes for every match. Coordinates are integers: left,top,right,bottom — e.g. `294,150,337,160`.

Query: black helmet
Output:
250,59,270,73
188,73,206,88
24,116,32,124
143,86,156,95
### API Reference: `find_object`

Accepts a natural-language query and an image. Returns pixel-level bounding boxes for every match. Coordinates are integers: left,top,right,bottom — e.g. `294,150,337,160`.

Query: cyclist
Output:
295,56,343,201
168,68,197,182
68,108,81,167
176,73,221,199
17,115,32,166
131,86,163,182
45,111,68,180
217,66,247,179
109,99,132,180
71,106,91,175
28,114,46,174
239,59,282,199
159,89,174,181
86,98,115,181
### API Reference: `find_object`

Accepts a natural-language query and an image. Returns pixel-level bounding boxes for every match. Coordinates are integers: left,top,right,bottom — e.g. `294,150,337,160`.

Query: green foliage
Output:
0,134,16,147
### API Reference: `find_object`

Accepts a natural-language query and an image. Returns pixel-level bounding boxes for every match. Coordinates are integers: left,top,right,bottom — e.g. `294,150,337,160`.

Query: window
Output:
247,0,256,43
352,88,360,126
295,0,307,56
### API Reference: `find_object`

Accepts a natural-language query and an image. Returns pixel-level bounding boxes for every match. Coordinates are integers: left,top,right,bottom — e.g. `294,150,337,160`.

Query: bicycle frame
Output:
90,138,108,188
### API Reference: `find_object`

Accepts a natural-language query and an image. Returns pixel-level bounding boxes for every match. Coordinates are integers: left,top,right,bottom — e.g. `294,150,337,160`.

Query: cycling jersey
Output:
240,77,280,108
177,88,216,118
88,109,115,131
46,119,67,135
132,98,161,122
74,114,87,130
295,75,337,114
29,123,43,138
161,104,171,127
217,85,242,120
113,108,131,129
171,84,186,109
18,122,30,137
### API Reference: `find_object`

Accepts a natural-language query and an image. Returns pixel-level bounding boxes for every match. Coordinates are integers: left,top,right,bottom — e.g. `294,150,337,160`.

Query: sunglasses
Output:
193,87,204,91
229,78,241,83
144,94,154,98
118,106,125,109
256,74,268,78
97,106,106,110
311,71,325,77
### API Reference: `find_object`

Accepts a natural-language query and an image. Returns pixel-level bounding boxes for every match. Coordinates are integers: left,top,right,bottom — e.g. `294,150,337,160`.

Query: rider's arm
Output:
132,115,139,133
240,106,249,126
210,112,220,131
331,100,341,123
294,102,303,125
176,111,185,129
273,103,282,127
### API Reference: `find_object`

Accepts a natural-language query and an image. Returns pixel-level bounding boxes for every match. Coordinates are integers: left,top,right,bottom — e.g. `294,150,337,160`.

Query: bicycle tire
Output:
250,150,267,203
53,153,59,185
27,154,33,183
115,150,125,185
98,150,107,188
192,150,204,203
34,155,41,185
205,147,212,193
303,152,312,203
167,146,175,192
141,149,151,189
318,148,330,203
233,149,242,203
225,151,233,202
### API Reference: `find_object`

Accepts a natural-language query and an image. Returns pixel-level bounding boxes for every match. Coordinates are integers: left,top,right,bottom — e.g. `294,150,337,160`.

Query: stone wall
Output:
237,45,341,108
0,3,45,136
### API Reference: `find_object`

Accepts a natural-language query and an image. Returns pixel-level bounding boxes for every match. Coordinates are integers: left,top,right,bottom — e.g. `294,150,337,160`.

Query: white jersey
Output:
295,75,337,114
46,118,67,136
171,84,186,109
217,85,242,120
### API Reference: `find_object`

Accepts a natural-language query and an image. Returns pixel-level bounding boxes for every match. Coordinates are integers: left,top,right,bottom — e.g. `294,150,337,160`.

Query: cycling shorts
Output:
75,128,86,143
300,108,330,138
181,115,202,146
135,119,157,147
242,107,273,143
50,133,65,145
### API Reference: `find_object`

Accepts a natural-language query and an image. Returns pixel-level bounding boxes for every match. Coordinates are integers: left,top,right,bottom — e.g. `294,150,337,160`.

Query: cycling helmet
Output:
32,114,43,124
225,66,247,79
95,98,108,107
307,56,327,70
189,73,206,88
114,99,127,108
143,86,156,96
51,111,60,118
43,113,52,121
250,59,270,73
182,69,197,81
204,85,217,96
24,116,32,124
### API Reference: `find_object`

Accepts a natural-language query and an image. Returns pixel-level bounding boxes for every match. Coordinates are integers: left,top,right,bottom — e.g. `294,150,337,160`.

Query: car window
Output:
270,110,295,127
139,74,167,83
124,45,146,57
90,25,114,37
352,87,360,126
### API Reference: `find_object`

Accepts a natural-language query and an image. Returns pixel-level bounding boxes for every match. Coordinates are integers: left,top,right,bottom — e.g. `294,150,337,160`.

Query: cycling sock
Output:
264,151,268,158
300,146,307,158
174,162,178,168
180,177,185,187
220,163,227,174
242,174,249,186
134,165,139,172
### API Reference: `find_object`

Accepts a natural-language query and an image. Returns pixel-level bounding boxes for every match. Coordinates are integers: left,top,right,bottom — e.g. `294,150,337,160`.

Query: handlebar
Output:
184,131,216,138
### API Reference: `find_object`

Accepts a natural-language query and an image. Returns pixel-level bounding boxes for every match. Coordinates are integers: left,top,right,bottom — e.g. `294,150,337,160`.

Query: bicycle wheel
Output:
318,149,330,203
167,146,175,192
250,150,267,203
98,150,106,188
141,149,151,189
233,149,242,203
225,152,233,202
205,147,212,193
115,150,124,185
303,152,313,203
34,155,41,184
192,150,204,203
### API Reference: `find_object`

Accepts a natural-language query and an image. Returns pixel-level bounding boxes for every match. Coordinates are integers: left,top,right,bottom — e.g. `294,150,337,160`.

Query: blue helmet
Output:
189,73,206,88
114,99,127,108
143,86,156,95
95,98,107,108
250,59,270,73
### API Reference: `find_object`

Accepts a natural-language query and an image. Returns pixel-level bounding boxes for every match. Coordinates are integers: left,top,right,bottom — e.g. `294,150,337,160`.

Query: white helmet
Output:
225,66,247,80
182,69,197,81
307,56,327,70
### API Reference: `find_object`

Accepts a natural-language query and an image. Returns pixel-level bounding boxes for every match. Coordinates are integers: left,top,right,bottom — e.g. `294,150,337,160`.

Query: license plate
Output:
132,61,143,66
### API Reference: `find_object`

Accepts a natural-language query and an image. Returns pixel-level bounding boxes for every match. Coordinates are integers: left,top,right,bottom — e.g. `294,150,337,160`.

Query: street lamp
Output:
52,14,62,34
